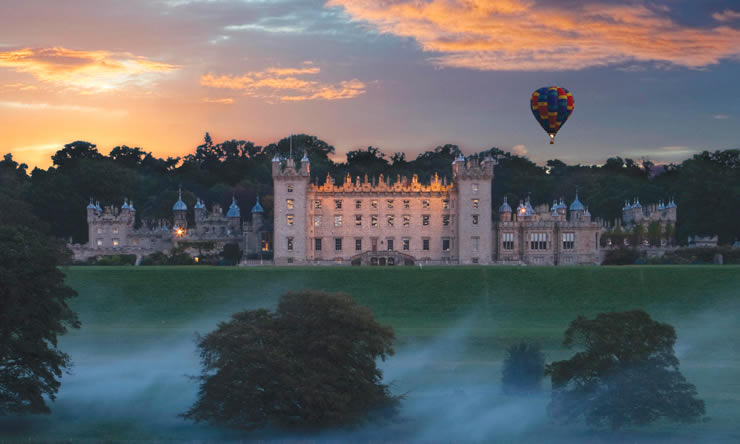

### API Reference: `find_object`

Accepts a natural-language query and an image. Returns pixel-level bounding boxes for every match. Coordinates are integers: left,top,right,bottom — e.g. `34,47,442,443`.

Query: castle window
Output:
286,214,294,226
314,215,321,227
422,215,430,226
387,215,394,226
335,215,343,227
355,200,362,209
387,239,394,251
472,215,479,225
355,215,362,226
402,238,410,251
287,184,294,192
371,215,378,227
442,238,450,252
471,236,479,252
403,200,410,209
472,183,479,193
442,215,450,226
403,215,410,226
472,199,479,209
314,200,322,209
315,238,322,251
563,232,575,250
423,238,430,251
387,199,394,209
422,199,430,209
286,199,294,209
335,238,342,251
112,239,119,247
472,258,479,264
530,233,548,250
97,227,103,234
287,237,294,251
113,226,119,234
355,238,362,251
132,239,138,246
443,199,449,209
503,233,514,250
96,239,103,247
334,199,342,210
371,200,378,209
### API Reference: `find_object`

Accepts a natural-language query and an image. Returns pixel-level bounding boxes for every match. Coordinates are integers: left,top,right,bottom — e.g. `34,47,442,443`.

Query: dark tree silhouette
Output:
0,226,80,414
183,290,400,430
501,342,545,394
546,310,705,430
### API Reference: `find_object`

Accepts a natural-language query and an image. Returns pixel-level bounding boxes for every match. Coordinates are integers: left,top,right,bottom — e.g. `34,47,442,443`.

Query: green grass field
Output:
2,265,739,442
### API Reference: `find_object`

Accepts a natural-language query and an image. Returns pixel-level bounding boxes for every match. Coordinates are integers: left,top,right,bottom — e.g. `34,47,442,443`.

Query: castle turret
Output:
226,195,241,232
499,196,512,222
194,198,206,223
251,196,265,230
300,150,310,176
173,187,188,229
451,153,465,178
569,191,585,221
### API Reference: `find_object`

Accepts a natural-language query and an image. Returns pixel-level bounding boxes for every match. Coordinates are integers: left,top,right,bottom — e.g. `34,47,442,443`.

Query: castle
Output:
71,153,677,265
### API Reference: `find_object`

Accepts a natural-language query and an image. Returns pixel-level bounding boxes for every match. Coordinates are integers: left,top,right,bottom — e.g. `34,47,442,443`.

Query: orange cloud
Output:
201,64,366,102
327,0,740,70
202,97,235,104
0,47,178,92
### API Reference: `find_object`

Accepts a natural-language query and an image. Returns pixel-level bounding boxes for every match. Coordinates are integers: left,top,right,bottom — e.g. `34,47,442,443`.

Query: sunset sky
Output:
2,0,739,169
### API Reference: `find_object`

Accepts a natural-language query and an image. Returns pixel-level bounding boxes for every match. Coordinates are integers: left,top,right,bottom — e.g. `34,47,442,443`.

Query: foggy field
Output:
2,265,740,442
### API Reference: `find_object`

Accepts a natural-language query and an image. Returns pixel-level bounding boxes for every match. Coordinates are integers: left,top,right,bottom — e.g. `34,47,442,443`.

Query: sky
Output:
1,0,739,169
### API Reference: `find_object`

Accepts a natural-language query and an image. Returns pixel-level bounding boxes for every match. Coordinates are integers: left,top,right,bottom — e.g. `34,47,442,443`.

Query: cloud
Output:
2,82,37,91
0,47,178,93
9,143,64,153
712,9,740,22
201,63,366,103
327,0,740,71
201,97,234,104
511,144,528,156
0,100,127,116
712,114,729,119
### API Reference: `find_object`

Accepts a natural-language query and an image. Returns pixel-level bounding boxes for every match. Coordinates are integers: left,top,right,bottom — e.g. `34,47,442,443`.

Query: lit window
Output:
472,215,479,225
287,184,294,193
472,199,479,209
314,215,321,227
422,199,430,209
442,215,450,226
355,238,362,251
132,239,138,246
335,199,342,210
355,200,362,209
314,200,322,209
472,183,479,193
286,199,294,209
113,239,119,247
335,215,343,227
563,232,575,250
335,238,342,251
471,237,479,252
287,237,294,251
503,233,514,250
442,238,450,251
355,215,362,226
402,238,410,251
403,215,411,226
443,199,449,209
96,239,103,247
287,214,294,226
422,215,430,226
97,227,103,234
371,200,378,209
423,238,430,251
315,238,322,251
387,215,394,226
113,226,119,234
371,215,378,227
403,200,410,209
387,199,394,209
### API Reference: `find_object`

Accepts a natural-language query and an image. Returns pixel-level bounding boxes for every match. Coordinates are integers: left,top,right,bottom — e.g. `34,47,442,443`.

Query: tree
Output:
545,310,705,430
183,290,399,430
221,242,242,265
501,342,545,394
0,226,80,414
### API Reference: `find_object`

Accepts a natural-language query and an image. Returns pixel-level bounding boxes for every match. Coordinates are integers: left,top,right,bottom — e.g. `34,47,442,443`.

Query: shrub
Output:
602,248,640,265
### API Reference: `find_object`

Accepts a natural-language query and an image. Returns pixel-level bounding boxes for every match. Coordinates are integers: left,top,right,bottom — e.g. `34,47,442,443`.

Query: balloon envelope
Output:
530,87,574,143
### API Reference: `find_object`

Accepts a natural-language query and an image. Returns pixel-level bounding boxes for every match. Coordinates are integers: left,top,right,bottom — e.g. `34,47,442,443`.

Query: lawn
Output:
1,265,739,442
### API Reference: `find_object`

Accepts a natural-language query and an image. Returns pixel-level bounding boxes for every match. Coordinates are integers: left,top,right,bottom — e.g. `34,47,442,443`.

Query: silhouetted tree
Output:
183,290,399,430
221,242,242,265
546,310,705,430
501,342,545,394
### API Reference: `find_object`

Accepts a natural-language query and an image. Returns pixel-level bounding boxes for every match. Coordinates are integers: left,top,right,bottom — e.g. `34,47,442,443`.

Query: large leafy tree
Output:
501,342,545,394
183,290,399,430
546,310,705,430
0,226,80,414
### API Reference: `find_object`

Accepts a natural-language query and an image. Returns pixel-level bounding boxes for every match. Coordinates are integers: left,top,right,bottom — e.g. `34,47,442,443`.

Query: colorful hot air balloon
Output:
530,87,574,144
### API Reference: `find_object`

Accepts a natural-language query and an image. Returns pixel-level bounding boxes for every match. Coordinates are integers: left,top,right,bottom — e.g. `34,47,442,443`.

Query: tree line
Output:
2,134,739,245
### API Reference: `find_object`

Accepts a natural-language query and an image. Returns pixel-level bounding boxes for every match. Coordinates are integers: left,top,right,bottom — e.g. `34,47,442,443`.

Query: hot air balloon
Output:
530,87,574,144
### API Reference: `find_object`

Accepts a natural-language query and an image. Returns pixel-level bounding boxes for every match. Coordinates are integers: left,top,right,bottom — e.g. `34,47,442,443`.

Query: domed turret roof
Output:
624,200,632,210
122,199,129,210
666,198,677,208
226,196,240,218
194,198,205,209
499,196,512,213
95,201,102,211
173,188,187,211
658,200,665,210
569,192,585,211
129,201,135,212
524,197,535,215
251,196,264,213
632,198,642,209
87,198,96,210
557,198,566,209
